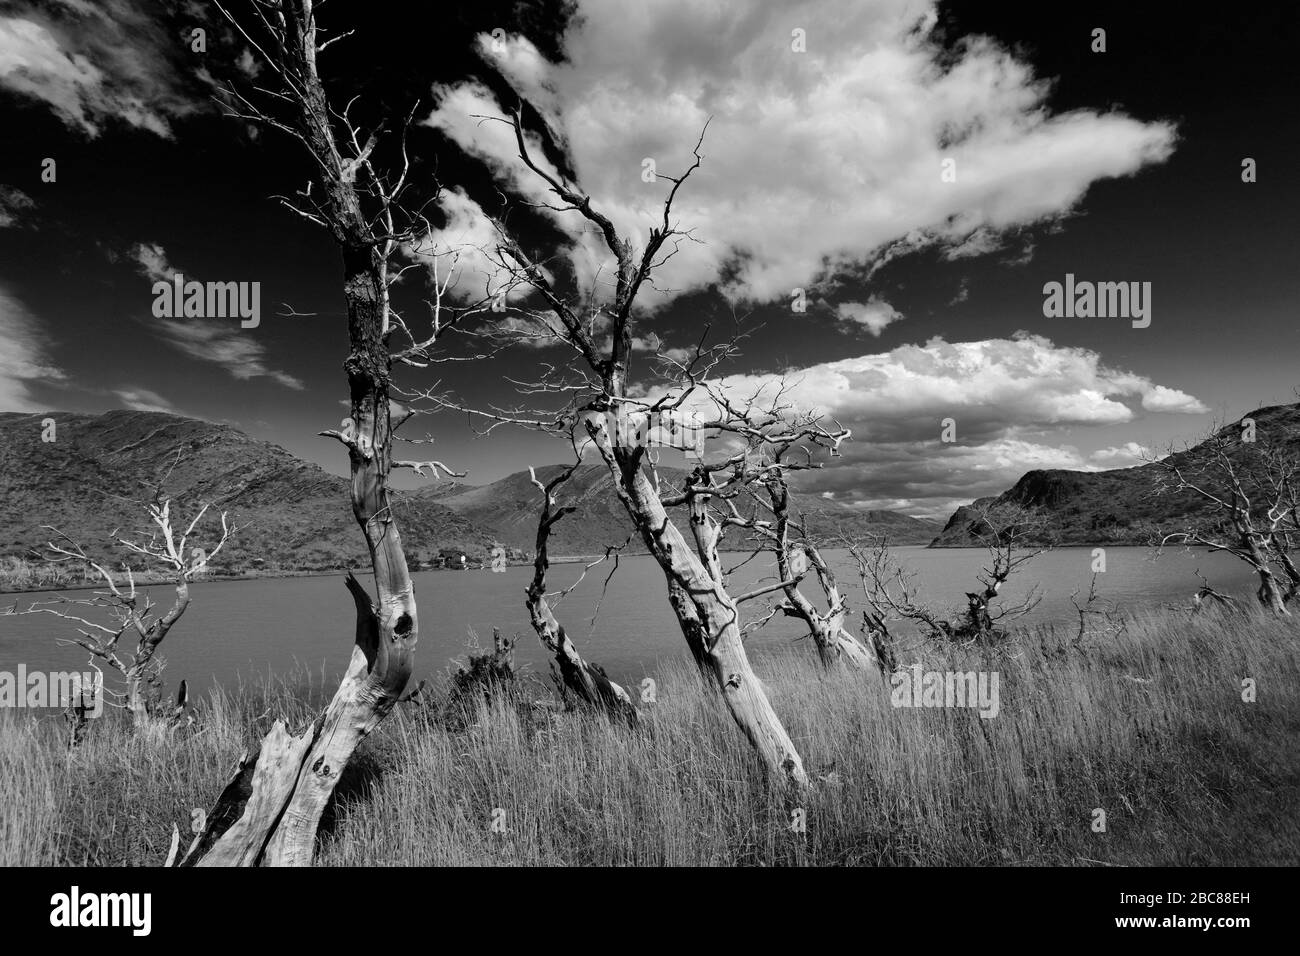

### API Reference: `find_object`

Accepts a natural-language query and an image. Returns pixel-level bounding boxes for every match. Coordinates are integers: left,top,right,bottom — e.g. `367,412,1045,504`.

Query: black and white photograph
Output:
0,0,1293,927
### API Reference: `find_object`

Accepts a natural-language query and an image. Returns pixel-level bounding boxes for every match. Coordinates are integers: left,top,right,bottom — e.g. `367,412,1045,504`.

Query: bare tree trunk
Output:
191,250,417,866
526,467,637,722
777,537,876,673
124,667,149,726
1242,525,1291,615
666,579,711,671
1256,568,1289,614
603,446,807,790
527,589,638,722
181,0,435,864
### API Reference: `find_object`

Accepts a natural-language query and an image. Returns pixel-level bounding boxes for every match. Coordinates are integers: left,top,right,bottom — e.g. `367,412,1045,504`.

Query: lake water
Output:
0,547,1263,694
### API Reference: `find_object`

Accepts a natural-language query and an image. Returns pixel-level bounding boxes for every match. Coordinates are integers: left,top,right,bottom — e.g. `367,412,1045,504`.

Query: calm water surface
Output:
0,547,1263,693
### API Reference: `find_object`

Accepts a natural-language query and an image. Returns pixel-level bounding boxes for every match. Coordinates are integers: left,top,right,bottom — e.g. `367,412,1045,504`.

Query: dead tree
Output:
6,499,232,731
849,537,945,658
1151,424,1300,615
423,109,850,788
1068,573,1127,647
185,1,491,865
851,503,1048,647
957,505,1049,642
1190,569,1246,614
526,464,638,723
716,417,879,674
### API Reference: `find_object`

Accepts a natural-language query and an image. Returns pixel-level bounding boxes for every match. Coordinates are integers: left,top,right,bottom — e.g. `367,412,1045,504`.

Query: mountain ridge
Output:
929,402,1300,547
0,410,939,576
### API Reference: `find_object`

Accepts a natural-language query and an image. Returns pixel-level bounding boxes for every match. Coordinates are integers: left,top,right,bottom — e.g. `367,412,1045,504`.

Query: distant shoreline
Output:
0,541,1186,596
0,558,597,596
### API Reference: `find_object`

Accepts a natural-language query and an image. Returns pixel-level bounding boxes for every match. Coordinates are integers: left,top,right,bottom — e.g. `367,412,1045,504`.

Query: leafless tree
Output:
183,0,494,866
421,107,854,787
851,503,1048,647
5,499,233,732
526,464,638,722
1151,422,1300,615
1068,573,1127,648
716,417,880,675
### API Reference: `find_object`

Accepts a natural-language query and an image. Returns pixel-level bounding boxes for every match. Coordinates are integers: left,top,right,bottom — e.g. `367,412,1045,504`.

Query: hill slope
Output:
423,462,941,553
0,412,938,576
0,411,492,573
930,403,1300,547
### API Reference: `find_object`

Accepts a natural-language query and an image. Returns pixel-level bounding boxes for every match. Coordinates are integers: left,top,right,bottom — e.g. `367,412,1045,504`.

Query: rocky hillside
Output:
0,411,938,577
0,410,492,574
930,403,1300,547
422,462,940,555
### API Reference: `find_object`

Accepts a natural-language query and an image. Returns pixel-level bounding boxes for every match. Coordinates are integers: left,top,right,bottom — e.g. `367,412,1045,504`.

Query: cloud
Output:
131,240,172,284
1091,441,1152,465
707,332,1206,436
677,333,1206,517
0,185,36,228
405,186,547,304
0,283,64,410
128,242,304,389
426,0,1177,307
113,386,177,413
0,1,202,138
835,298,903,336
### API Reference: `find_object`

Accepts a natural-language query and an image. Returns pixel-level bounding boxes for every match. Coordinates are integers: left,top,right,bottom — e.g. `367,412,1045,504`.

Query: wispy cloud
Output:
1091,442,1152,465
113,385,177,413
129,242,303,389
0,0,202,138
0,185,36,228
0,282,64,410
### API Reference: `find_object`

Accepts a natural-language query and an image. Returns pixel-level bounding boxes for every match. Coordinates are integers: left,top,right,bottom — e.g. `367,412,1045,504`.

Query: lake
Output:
0,546,1263,694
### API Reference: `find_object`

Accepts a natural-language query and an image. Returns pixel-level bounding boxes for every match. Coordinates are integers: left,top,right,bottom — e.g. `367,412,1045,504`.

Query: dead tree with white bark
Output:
525,463,639,722
5,498,234,732
1150,422,1300,615
420,107,858,789
732,483,883,675
183,0,494,866
851,503,1049,647
698,384,878,675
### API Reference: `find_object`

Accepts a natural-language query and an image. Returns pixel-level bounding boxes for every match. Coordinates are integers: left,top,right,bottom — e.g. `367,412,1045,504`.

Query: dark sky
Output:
0,0,1296,518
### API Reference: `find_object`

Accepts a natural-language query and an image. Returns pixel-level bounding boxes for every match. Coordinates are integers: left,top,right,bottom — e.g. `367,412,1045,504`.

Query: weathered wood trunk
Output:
527,587,638,722
189,251,416,865
124,667,150,726
179,1,429,866
764,479,878,675
526,488,637,722
808,616,879,671
262,254,416,865
1240,520,1291,614
783,549,877,673
597,434,807,790
666,579,711,671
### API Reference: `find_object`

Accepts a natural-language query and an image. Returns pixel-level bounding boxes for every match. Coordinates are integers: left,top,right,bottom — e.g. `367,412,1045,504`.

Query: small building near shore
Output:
438,548,469,569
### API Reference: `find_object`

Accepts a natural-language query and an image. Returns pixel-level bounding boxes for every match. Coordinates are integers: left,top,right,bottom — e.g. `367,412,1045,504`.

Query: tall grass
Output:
2,606,1296,866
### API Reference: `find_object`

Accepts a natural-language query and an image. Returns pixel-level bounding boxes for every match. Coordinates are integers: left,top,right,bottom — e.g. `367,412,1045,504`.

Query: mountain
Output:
0,410,493,574
929,403,1300,547
0,411,938,577
421,463,941,554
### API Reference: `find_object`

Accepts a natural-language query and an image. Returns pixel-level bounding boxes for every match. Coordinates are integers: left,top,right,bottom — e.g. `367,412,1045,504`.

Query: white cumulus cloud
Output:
426,0,1177,310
